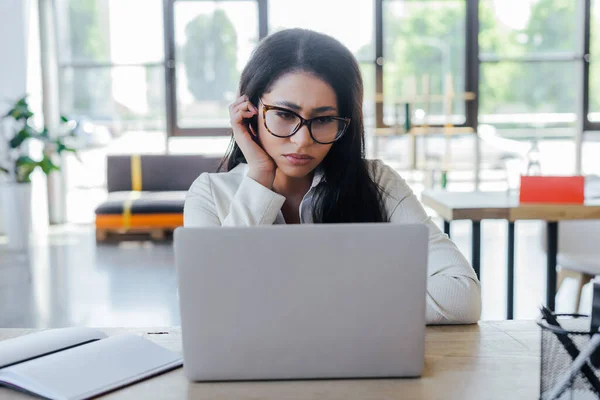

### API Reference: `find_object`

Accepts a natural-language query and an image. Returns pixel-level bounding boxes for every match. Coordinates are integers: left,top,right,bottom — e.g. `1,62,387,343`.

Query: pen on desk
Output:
540,306,600,394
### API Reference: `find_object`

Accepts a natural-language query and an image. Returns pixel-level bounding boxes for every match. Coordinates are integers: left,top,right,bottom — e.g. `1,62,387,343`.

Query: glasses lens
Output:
311,117,347,143
265,109,301,137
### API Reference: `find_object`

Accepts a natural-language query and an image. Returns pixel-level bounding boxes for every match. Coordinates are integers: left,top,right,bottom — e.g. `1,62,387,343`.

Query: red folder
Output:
519,176,585,204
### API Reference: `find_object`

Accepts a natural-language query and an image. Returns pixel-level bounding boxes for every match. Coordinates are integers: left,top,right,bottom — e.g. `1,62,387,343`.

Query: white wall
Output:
0,0,42,130
0,0,29,113
0,0,42,233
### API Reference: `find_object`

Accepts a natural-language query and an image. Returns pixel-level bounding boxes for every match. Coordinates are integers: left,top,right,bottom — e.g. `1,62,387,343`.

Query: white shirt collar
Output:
310,167,325,189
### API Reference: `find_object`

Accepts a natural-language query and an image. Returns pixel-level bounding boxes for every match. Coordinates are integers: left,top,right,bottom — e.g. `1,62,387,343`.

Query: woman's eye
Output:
276,111,296,120
314,116,334,124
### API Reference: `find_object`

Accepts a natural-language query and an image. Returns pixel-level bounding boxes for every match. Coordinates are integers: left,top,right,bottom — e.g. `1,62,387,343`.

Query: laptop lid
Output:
175,223,428,381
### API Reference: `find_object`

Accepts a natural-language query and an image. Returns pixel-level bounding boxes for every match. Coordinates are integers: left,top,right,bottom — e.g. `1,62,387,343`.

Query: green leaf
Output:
55,139,77,155
5,106,33,121
0,166,8,174
15,156,37,168
10,124,40,148
38,155,59,175
4,96,33,121
60,115,69,123
15,156,38,183
9,128,30,148
56,142,67,154
16,95,28,107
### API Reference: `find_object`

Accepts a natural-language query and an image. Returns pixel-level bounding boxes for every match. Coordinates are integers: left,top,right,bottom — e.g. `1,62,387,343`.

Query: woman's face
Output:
257,72,338,179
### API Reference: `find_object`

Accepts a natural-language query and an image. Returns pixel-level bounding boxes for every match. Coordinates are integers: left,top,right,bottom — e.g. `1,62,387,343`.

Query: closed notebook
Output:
0,327,183,400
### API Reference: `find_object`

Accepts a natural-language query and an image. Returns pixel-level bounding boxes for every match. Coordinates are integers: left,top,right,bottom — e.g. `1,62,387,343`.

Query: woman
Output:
184,29,481,325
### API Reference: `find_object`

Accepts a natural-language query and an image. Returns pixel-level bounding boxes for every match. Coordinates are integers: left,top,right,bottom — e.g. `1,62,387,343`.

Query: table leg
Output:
472,221,481,280
507,221,515,320
546,222,559,311
443,220,451,238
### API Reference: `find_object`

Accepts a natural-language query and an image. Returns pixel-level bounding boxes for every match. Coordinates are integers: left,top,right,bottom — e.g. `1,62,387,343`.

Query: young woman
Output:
184,29,481,325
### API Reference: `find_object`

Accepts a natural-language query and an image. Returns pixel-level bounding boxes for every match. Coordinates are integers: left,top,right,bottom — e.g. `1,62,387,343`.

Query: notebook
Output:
0,327,183,400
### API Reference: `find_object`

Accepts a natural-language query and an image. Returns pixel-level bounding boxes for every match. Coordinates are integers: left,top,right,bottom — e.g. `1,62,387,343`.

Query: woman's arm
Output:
385,176,482,325
371,161,481,324
183,173,286,227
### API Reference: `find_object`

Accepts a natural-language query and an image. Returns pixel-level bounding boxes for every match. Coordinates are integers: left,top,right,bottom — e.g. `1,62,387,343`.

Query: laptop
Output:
174,223,428,381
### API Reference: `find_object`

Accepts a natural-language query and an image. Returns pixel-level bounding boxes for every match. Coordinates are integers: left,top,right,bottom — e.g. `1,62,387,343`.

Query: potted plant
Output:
0,96,76,250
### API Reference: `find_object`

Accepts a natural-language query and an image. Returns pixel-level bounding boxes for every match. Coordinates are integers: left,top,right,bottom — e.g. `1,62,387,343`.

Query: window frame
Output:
57,0,598,138
476,0,590,135
164,0,267,137
375,0,475,130
583,0,598,131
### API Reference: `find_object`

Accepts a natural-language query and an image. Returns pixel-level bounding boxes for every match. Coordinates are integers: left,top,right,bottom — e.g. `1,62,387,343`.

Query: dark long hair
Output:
222,29,387,223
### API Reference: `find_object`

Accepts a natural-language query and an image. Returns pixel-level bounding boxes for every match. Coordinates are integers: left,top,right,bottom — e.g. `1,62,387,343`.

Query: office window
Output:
479,0,577,58
382,0,466,127
56,0,165,133
173,1,259,129
361,64,376,128
590,0,600,123
59,66,165,131
478,0,580,132
56,0,164,65
479,61,578,129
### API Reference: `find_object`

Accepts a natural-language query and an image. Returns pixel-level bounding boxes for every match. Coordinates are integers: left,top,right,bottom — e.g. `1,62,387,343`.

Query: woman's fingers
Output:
231,101,257,125
246,102,258,113
230,95,258,113
235,102,257,115
228,95,276,188
231,109,255,125
229,95,261,143
231,96,247,108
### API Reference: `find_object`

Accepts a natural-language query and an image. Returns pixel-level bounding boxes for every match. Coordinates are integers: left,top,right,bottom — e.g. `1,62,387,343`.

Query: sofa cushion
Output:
95,191,187,215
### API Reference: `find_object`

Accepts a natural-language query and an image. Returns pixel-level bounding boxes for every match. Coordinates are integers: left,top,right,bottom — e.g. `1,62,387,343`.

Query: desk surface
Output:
0,321,541,400
422,190,600,221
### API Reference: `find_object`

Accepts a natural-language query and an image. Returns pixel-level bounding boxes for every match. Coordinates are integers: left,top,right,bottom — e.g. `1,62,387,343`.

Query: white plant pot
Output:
0,183,33,251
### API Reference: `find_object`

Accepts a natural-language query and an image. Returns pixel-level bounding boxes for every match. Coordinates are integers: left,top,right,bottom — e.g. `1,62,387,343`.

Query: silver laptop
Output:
174,223,428,381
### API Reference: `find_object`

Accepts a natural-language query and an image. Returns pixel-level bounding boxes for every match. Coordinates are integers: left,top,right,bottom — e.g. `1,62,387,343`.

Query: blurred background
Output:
1,0,599,328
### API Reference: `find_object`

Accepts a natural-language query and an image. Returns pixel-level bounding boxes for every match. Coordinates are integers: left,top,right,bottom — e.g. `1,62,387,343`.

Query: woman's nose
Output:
290,123,313,146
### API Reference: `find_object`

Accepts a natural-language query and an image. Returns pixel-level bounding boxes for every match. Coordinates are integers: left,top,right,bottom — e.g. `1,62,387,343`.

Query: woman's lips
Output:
283,153,314,165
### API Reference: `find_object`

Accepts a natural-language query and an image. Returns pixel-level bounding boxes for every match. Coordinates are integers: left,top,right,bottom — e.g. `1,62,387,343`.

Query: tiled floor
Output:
0,228,179,328
0,216,578,329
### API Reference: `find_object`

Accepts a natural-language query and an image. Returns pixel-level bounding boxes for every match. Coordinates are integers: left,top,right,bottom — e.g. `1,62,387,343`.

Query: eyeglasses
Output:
260,100,351,145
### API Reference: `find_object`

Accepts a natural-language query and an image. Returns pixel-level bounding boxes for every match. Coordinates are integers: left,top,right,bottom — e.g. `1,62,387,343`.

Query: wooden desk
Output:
421,190,600,317
0,321,540,400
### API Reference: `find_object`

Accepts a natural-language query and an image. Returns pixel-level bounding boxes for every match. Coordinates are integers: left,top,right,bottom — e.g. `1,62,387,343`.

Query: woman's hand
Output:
229,95,276,189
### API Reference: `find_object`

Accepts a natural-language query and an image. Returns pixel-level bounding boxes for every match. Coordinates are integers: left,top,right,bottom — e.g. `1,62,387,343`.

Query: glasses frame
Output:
260,101,351,145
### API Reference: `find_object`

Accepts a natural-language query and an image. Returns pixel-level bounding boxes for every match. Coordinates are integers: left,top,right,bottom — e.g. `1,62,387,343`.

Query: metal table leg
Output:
546,222,559,311
507,221,515,320
472,221,481,280
443,220,451,238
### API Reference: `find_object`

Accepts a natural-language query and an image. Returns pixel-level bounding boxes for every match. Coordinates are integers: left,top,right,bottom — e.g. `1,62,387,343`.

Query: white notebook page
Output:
0,334,183,400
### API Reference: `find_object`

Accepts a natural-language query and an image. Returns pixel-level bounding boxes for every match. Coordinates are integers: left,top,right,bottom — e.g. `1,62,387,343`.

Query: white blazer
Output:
184,159,482,324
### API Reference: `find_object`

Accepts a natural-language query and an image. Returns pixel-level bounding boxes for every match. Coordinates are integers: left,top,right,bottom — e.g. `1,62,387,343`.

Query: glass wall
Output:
54,0,598,137
383,0,466,126
174,1,259,129
56,0,166,135
478,0,581,134
589,0,600,123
